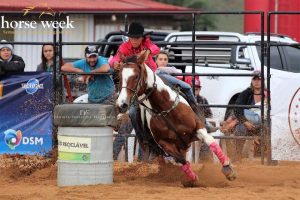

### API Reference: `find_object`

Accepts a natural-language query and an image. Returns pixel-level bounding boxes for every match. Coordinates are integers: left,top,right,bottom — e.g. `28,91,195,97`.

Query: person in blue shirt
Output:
61,45,115,104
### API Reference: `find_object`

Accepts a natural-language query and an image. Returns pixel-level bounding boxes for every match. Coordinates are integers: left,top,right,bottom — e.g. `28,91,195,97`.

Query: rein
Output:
141,87,180,117
121,62,157,106
121,62,188,150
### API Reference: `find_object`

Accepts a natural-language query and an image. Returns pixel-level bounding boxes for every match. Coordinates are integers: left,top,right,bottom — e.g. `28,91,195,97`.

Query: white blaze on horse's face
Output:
116,68,135,109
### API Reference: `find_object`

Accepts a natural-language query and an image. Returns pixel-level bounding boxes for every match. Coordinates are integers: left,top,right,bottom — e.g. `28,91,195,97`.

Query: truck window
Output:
165,34,240,70
256,45,283,70
282,46,300,73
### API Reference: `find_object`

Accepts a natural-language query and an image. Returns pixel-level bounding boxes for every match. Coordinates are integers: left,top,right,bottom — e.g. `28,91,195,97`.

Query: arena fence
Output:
1,10,269,164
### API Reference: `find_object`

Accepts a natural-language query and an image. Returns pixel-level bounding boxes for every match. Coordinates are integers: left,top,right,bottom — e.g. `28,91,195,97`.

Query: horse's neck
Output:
144,64,178,108
144,64,169,93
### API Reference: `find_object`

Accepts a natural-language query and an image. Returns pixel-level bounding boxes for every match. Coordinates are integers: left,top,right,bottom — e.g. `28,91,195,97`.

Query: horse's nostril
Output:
118,103,129,113
121,103,128,109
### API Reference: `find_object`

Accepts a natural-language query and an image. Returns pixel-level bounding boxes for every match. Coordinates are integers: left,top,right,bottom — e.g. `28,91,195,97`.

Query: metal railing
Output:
1,10,268,164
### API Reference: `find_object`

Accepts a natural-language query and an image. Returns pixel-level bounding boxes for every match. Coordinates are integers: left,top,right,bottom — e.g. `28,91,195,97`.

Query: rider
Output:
110,22,161,157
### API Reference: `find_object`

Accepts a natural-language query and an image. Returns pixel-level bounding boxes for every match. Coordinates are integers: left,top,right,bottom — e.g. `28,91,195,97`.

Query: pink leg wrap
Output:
209,142,230,166
181,161,197,181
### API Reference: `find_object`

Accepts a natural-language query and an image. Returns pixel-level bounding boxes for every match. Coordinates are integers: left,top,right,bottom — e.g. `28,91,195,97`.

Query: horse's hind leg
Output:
196,127,237,181
158,140,198,182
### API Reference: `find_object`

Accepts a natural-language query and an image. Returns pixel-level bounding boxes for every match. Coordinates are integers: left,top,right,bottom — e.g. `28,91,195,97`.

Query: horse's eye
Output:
135,75,139,80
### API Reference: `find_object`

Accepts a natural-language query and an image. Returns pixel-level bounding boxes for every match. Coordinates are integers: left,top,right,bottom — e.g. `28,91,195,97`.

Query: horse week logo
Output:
288,87,300,146
21,78,44,94
0,3,75,29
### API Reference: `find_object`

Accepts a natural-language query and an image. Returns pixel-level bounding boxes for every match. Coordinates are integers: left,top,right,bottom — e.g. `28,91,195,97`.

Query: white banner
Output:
58,135,91,153
271,71,300,160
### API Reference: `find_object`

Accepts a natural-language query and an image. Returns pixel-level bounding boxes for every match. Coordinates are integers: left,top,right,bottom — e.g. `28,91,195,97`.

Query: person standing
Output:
61,45,115,104
37,44,60,72
0,40,25,77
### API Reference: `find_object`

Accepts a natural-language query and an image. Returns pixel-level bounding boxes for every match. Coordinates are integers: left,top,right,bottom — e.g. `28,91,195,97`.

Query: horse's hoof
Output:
181,175,199,187
222,165,237,181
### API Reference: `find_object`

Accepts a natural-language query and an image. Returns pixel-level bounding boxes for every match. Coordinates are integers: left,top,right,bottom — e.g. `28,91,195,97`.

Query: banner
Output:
58,135,91,162
0,72,53,155
271,71,300,160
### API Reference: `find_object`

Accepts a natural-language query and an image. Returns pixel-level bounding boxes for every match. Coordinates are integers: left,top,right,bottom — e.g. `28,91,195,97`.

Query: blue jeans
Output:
113,119,133,160
113,135,126,160
156,71,197,104
235,109,261,136
128,102,147,152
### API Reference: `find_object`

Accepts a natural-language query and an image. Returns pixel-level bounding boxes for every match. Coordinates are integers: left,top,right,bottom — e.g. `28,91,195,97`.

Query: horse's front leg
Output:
196,124,237,181
158,140,198,184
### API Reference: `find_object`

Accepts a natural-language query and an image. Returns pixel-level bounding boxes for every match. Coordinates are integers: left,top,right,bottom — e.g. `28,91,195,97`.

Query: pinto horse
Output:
116,51,236,186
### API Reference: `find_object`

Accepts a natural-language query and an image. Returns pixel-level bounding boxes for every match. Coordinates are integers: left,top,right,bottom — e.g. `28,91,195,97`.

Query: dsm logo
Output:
3,129,22,150
3,129,44,150
22,78,44,94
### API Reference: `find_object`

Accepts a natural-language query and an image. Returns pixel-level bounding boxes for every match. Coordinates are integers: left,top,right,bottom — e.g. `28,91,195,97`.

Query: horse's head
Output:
116,50,149,113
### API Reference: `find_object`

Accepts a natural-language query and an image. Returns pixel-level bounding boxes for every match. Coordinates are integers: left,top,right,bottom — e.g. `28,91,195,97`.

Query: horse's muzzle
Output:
118,103,129,113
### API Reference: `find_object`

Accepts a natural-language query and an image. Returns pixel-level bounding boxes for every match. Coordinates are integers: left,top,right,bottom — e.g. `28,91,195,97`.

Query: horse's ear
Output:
119,53,126,63
137,50,150,66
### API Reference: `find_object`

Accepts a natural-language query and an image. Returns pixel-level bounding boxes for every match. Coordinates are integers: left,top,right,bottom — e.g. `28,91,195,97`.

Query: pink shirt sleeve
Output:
144,37,160,56
109,43,127,67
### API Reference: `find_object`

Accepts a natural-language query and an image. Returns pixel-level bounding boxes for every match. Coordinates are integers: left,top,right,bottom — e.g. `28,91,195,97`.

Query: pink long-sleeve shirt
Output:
109,37,160,72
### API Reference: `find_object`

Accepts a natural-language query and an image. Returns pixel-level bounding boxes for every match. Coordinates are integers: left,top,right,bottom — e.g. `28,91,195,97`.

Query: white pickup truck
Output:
163,31,300,122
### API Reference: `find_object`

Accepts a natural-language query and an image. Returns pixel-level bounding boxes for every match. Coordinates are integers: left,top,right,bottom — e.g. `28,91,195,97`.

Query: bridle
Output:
120,62,157,106
120,62,179,117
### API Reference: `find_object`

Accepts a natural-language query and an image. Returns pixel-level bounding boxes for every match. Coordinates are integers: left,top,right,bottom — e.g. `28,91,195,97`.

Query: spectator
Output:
36,44,74,103
226,70,267,160
234,70,266,136
61,45,115,104
0,40,25,77
185,75,212,119
37,44,59,72
155,51,204,121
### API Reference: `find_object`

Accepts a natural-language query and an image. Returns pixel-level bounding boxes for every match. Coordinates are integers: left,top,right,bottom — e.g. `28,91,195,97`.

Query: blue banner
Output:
0,72,53,155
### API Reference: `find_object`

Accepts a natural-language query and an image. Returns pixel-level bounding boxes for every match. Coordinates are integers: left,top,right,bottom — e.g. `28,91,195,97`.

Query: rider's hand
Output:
243,121,256,131
113,62,121,70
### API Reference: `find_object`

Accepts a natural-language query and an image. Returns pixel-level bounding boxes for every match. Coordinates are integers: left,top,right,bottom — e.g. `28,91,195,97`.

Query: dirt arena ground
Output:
0,154,300,200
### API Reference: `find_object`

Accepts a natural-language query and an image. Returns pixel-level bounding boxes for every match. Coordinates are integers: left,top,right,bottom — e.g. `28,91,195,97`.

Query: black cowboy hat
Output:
121,22,152,38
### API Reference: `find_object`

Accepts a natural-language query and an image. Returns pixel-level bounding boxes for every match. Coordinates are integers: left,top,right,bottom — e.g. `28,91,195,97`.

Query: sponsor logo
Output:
0,4,75,29
3,129,22,150
2,129,44,150
288,88,300,146
22,78,44,94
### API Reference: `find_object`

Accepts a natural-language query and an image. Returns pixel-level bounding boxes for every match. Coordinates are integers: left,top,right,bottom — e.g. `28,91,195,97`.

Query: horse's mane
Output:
124,55,138,63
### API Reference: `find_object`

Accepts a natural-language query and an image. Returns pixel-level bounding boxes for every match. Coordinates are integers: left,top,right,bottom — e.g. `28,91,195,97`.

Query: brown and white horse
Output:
116,51,236,186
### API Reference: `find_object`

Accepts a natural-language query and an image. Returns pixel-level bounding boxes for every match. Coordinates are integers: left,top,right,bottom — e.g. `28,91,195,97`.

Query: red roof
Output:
0,0,188,11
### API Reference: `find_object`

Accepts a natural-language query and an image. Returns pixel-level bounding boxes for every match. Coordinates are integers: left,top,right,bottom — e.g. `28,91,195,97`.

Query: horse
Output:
116,50,236,186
